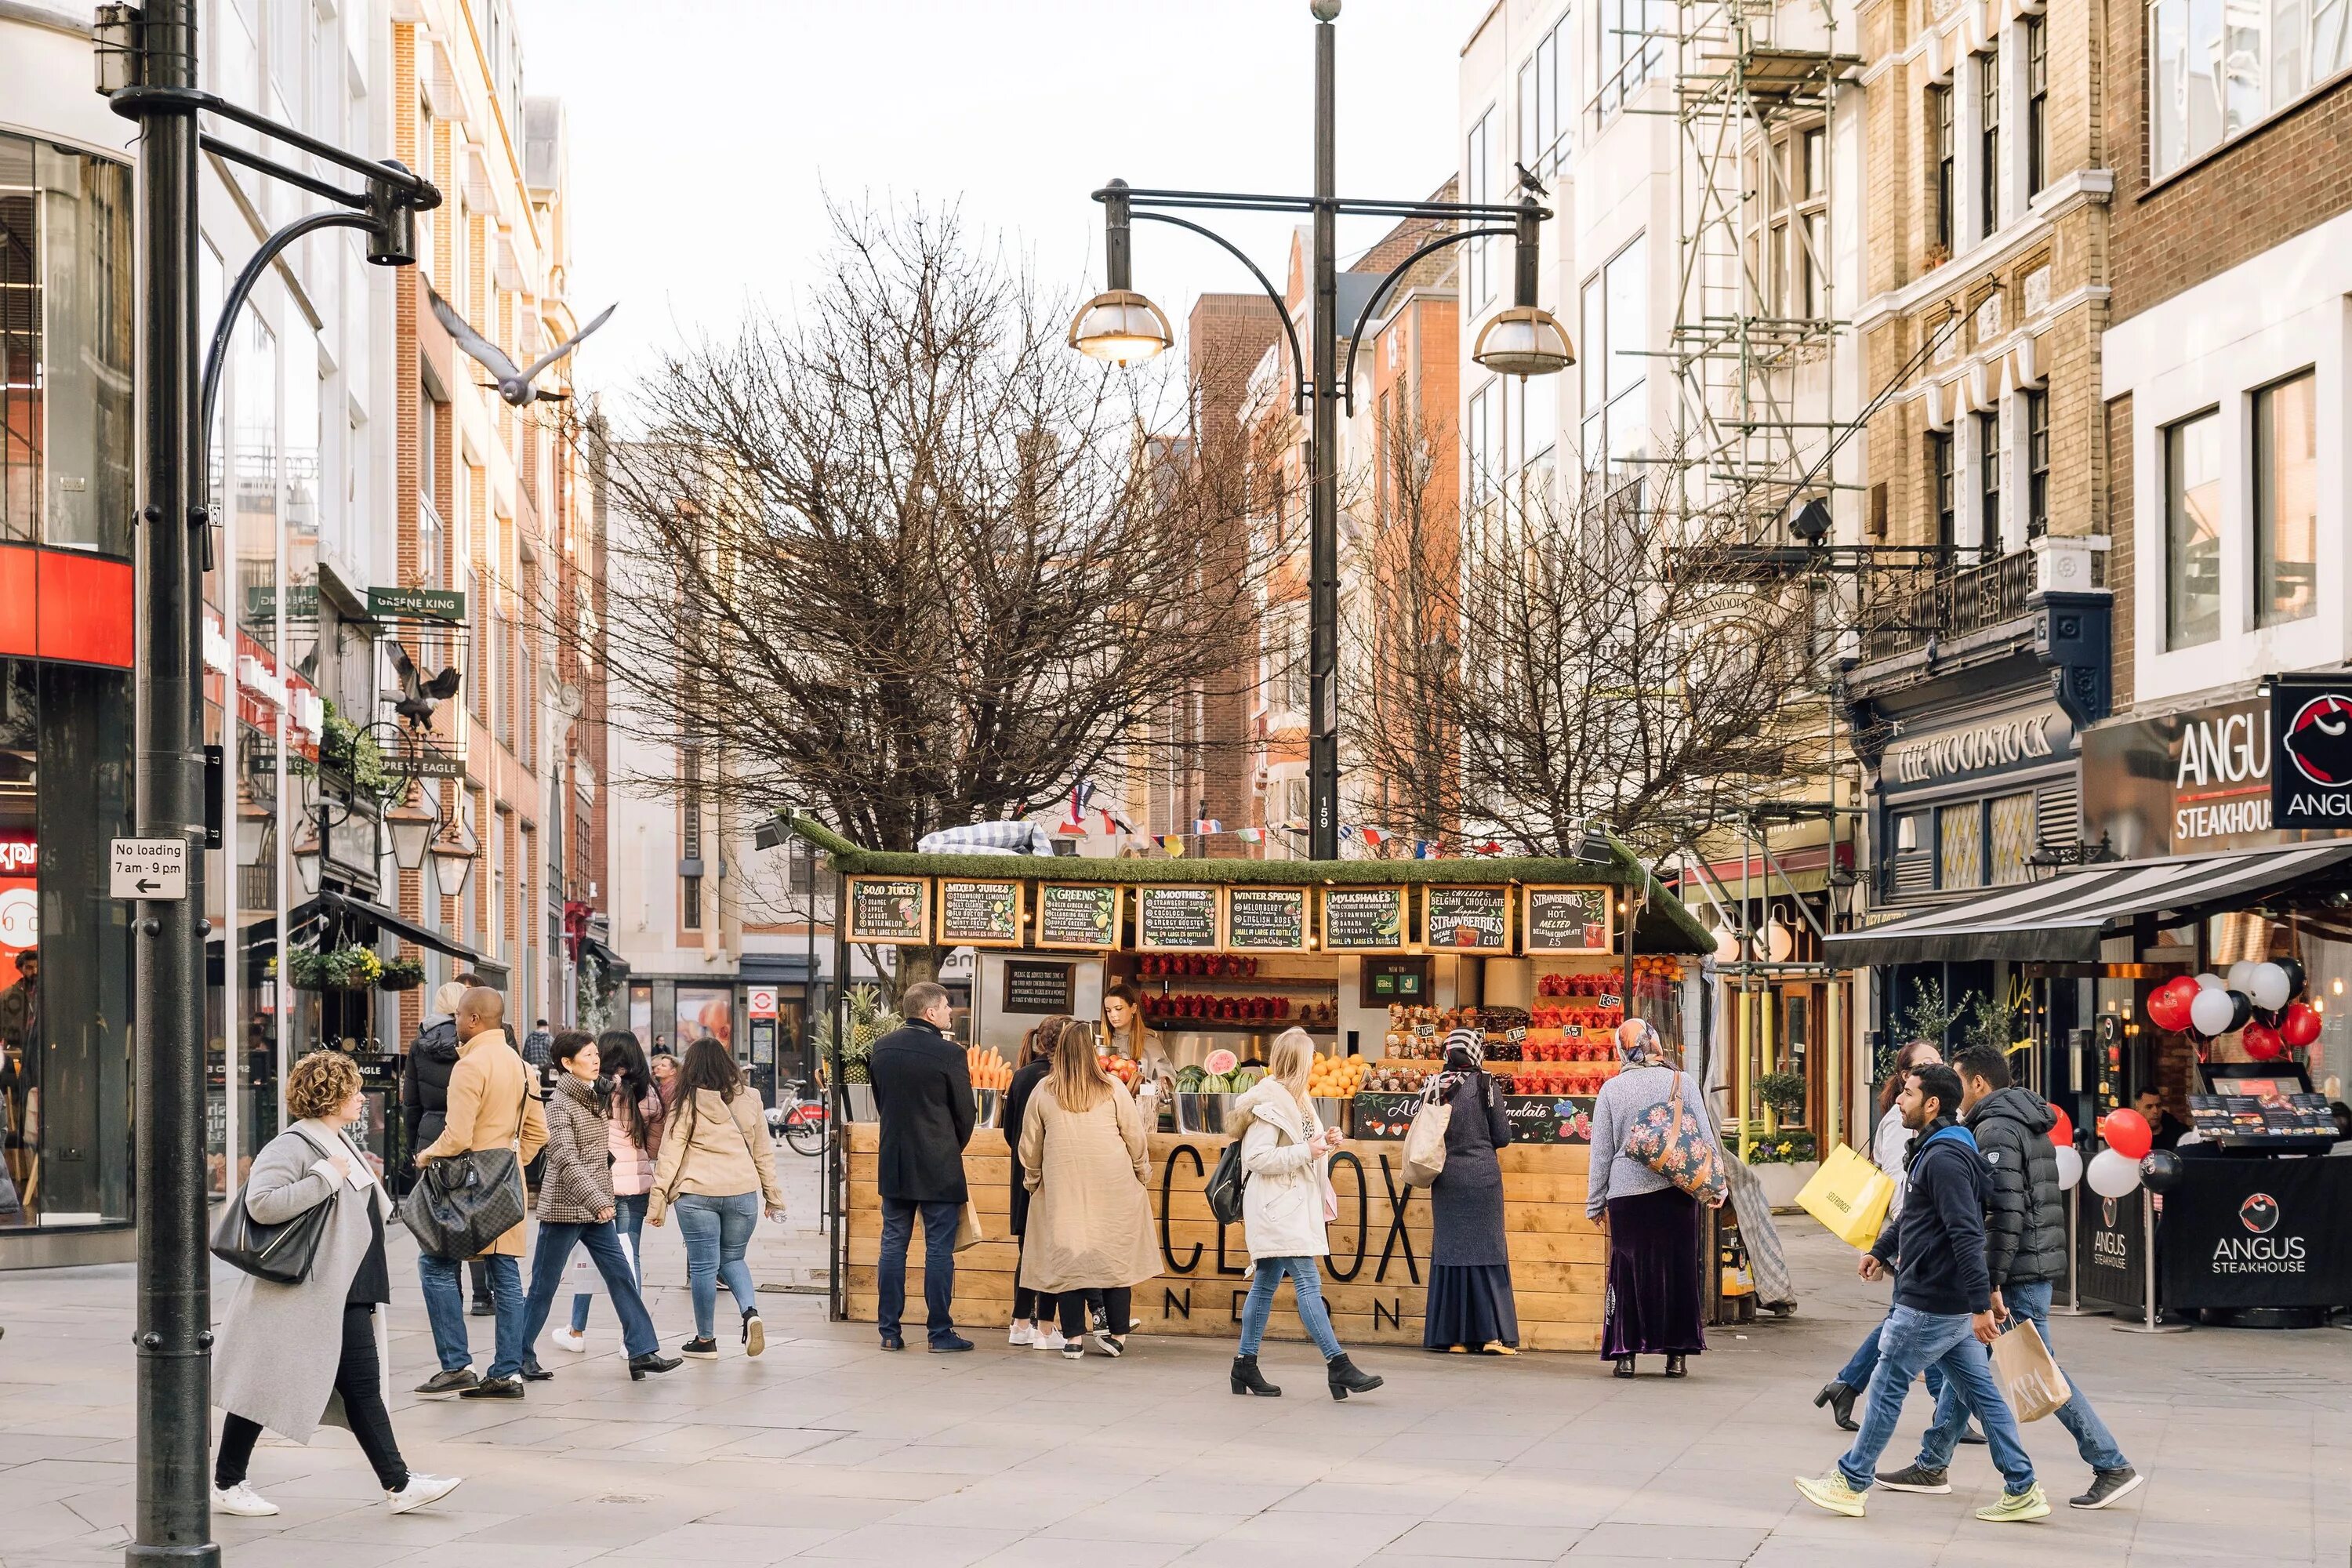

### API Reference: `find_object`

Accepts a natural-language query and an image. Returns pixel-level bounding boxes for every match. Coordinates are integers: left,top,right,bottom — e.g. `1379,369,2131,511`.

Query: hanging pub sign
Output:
1320,886,1407,953
2270,673,2352,831
1523,885,1614,954
1136,884,1222,951
1225,886,1309,951
1034,882,1121,950
935,877,1025,948
1422,884,1512,952
844,876,931,945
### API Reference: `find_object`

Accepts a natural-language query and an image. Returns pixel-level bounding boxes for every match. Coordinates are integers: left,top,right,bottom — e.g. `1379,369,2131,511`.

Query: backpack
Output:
1205,1138,1247,1226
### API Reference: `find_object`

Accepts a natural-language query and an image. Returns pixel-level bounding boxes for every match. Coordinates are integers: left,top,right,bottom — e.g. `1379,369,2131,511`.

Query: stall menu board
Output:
1226,887,1309,951
1499,1095,1595,1145
935,877,1025,948
1423,884,1512,952
1003,960,1076,1014
1321,886,1407,953
1523,884,1614,954
1136,885,1222,950
845,877,931,944
1034,882,1120,949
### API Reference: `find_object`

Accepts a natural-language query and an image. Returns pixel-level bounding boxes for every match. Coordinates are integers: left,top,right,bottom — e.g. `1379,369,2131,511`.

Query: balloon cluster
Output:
2142,957,2317,1059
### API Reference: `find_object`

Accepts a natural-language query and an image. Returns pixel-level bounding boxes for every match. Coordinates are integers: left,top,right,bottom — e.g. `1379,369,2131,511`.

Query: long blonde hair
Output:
1046,1017,1116,1115
1268,1028,1315,1098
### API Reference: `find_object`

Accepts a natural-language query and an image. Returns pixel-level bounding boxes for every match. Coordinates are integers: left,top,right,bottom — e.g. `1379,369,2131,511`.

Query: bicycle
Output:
767,1078,830,1157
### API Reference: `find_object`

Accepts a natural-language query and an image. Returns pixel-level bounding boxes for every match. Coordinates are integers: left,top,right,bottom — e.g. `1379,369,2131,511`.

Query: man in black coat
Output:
869,981,975,1352
400,975,494,1311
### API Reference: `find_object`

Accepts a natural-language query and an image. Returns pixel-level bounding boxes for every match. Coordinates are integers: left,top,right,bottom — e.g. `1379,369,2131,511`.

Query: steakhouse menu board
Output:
1135,884,1222,950
1225,886,1309,951
845,877,930,944
1320,886,1407,953
935,877,1025,948
1033,882,1120,949
2187,1091,2339,1145
1523,885,1613,953
1423,884,1512,952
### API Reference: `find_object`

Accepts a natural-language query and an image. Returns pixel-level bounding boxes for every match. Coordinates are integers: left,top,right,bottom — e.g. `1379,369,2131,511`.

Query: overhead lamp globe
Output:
1069,289,1174,367
1472,306,1575,378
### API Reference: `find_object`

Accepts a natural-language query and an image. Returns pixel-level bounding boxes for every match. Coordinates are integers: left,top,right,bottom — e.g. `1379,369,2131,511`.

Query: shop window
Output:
677,985,731,1054
1939,801,1984,889
2163,408,2221,647
2253,369,2318,625
1988,790,2037,885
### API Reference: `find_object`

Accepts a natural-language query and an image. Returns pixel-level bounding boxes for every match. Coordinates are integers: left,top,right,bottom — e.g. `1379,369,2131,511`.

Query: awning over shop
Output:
1826,842,2352,967
289,888,485,967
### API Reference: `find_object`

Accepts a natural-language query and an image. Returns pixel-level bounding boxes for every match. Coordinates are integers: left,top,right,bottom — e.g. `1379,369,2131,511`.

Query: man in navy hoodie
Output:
1797,1064,2049,1523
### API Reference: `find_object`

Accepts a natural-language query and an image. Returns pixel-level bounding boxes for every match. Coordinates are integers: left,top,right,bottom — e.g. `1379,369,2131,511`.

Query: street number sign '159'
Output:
111,837,189,901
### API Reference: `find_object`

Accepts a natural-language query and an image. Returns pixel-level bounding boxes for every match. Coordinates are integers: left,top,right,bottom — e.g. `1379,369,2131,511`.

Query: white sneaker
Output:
387,1472,464,1515
211,1482,278,1517
1032,1328,1067,1352
551,1327,587,1354
1007,1321,1036,1347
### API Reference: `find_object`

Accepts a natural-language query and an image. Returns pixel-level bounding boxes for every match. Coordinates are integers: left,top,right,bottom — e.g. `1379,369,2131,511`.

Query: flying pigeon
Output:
387,638,462,727
430,289,615,407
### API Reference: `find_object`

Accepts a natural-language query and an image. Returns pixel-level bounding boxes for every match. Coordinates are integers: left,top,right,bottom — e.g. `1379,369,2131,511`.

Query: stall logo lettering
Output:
2280,692,2352,822
2212,1192,2306,1273
2238,1192,2281,1234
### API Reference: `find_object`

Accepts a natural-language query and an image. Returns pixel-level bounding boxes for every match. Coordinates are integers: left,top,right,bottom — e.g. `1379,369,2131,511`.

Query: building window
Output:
1929,83,1955,254
2164,408,2222,648
681,745,703,931
2253,369,2318,625
1929,429,1956,551
1988,791,2037,885
1979,45,2001,238
2150,0,2352,176
1749,124,1829,317
2024,390,2049,538
1596,0,1670,122
1978,408,2002,554
1939,801,1985,890
1465,109,1496,310
1578,236,1648,481
2026,16,2049,198
1467,383,1496,512
1519,20,1569,176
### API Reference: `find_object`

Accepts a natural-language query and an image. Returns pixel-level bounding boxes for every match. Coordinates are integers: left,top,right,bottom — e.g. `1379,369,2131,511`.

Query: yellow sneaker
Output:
1975,1483,2053,1523
1795,1471,1867,1518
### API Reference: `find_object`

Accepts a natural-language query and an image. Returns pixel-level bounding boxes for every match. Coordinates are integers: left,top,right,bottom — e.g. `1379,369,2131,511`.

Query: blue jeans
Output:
1237,1256,1344,1360
523,1218,660,1359
1918,1279,2129,1472
673,1191,760,1339
569,1192,648,1332
877,1196,960,1344
1837,1312,1948,1404
1837,1306,2035,1495
419,1250,525,1378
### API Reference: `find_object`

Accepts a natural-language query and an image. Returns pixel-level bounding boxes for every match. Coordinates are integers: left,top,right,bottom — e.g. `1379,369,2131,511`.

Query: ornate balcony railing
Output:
1860,548,2049,663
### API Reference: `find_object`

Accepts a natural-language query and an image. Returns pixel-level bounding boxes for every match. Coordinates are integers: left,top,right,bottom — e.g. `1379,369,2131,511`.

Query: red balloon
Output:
2146,989,2191,1033
2281,1002,2322,1048
2049,1106,2074,1146
2164,975,2202,1005
2103,1107,2154,1160
2241,1022,2283,1060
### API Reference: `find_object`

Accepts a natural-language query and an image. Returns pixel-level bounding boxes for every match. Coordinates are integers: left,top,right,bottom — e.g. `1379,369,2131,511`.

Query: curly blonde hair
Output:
286,1050,362,1123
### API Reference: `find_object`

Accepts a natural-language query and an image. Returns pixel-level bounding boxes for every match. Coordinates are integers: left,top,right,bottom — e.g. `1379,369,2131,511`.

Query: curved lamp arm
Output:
1131,210,1312,416
1338,225,1512,416
201,209,379,458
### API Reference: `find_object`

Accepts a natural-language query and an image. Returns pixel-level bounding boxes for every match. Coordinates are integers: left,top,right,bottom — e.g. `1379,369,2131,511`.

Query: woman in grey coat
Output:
212,1051,463,1518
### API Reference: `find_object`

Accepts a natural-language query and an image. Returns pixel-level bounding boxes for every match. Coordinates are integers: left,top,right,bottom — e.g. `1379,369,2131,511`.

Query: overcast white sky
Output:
521,0,1474,403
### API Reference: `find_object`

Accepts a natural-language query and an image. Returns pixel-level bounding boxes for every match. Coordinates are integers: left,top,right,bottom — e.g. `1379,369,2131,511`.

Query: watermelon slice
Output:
1203,1048,1238,1076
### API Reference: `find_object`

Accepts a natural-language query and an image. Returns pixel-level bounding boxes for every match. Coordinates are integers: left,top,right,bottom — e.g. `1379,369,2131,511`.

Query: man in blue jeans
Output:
1879,1045,2141,1510
868,982,976,1352
1797,1064,2049,1523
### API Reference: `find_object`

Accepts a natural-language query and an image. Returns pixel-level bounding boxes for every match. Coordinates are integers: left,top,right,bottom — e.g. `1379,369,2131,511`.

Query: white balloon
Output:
2195,971,2227,990
2227,960,2261,993
2053,1144,2084,1191
2249,962,2291,1011
2086,1148,2143,1198
2190,985,2237,1037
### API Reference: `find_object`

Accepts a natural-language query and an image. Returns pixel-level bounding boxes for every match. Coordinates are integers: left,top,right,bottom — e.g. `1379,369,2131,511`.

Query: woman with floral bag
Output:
1584,1019,1723,1377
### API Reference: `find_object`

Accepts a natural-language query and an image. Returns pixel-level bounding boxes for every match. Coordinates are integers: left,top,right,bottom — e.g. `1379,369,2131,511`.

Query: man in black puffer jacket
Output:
1889,1045,2141,1513
400,976,494,1313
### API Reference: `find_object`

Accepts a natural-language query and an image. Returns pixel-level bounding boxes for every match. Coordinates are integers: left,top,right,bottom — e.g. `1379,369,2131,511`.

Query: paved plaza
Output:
2,1153,2347,1567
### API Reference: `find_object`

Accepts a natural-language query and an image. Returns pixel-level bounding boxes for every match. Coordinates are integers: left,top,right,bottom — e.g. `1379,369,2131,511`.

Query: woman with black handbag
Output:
211,1051,463,1518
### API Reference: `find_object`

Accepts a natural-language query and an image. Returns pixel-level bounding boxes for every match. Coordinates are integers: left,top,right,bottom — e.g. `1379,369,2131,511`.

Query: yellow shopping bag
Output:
1796,1144,1896,1250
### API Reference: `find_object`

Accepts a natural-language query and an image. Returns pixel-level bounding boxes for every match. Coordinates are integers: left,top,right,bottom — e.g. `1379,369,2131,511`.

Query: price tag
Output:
111,837,188,901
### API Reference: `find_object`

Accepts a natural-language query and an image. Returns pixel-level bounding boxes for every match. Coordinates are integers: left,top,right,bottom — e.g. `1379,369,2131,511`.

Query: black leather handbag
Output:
210,1129,339,1284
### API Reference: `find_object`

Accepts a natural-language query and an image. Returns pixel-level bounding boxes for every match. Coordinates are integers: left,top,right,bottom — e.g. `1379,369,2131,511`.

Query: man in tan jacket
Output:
412,987,546,1399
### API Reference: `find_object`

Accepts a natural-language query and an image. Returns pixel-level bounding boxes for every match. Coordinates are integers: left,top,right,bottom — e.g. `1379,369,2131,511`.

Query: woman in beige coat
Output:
1018,1018,1159,1359
648,1036,785,1360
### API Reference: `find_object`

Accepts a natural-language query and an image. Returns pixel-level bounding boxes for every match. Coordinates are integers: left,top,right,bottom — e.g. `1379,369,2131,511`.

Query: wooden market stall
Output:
795,821,1718,1353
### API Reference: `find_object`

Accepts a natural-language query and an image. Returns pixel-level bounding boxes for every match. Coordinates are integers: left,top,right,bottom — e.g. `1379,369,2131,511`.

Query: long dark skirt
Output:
1424,1264,1519,1349
1602,1186,1705,1359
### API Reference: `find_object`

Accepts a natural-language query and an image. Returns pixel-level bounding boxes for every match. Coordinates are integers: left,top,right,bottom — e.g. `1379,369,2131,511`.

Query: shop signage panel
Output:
1498,1095,1595,1144
1320,886,1407,953
1879,699,2074,794
1523,885,1613,953
1350,1092,1422,1139
844,876,931,944
1034,882,1120,949
935,877,1025,948
366,586,466,622
2082,691,2352,855
1003,960,1076,1014
1136,885,1222,951
1225,887,1309,951
2270,674,2352,831
1422,884,1512,952
2156,1155,2352,1309
2074,1185,2145,1315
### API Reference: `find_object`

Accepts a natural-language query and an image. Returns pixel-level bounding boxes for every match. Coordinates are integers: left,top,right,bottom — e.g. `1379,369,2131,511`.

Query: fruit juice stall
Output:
791,821,1715,1351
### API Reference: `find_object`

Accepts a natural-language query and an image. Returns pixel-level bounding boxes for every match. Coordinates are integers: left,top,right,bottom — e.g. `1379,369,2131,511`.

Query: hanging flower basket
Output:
378,956,426,993
288,944,384,992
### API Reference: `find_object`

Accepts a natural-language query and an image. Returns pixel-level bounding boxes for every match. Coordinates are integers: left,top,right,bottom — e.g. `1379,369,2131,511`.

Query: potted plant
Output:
1757,1070,1809,1126
377,956,426,992
287,943,383,992
1740,1126,1820,1207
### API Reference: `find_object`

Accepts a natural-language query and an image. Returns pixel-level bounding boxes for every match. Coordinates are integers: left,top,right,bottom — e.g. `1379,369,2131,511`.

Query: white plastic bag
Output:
562,1231,637,1298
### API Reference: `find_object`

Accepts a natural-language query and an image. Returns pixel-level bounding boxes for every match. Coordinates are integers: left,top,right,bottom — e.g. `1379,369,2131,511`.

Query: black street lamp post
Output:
1071,1,1572,861
94,6,438,1563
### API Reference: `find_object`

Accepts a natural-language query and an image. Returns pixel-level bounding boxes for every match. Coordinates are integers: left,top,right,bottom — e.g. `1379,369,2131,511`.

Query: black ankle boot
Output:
1325,1352,1383,1401
1814,1379,1858,1429
1614,1355,1637,1377
1664,1353,1688,1378
1230,1353,1281,1397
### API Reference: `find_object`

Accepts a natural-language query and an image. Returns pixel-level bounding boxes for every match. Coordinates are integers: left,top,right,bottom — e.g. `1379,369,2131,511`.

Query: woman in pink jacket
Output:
551,1031,665,1353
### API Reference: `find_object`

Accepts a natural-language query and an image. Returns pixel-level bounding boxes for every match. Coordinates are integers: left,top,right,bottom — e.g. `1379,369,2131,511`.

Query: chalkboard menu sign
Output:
1226,886,1309,951
1136,885,1222,950
1523,884,1613,953
1035,882,1121,949
935,878,1025,948
846,877,931,944
1499,1095,1595,1145
1422,884,1512,952
1320,885,1407,953
1003,960,1076,1014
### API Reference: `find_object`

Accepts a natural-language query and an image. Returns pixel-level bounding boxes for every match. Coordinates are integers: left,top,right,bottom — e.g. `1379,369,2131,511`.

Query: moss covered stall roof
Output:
787,817,1715,955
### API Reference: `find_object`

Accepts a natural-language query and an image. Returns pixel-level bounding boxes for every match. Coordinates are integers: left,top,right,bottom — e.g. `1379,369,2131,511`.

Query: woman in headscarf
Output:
1584,1018,1719,1377
1421,1027,1518,1354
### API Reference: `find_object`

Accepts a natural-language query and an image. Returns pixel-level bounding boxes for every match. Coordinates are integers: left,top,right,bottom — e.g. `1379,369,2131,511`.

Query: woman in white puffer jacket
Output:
1227,1029,1383,1402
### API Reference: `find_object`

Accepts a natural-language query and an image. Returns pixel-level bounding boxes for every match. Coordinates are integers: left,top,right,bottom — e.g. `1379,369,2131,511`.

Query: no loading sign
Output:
2270,677,2352,830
